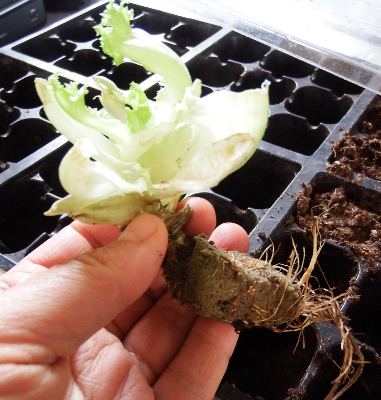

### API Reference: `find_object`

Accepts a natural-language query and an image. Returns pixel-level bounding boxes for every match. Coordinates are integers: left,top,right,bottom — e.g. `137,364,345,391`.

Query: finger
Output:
0,213,167,359
106,197,217,339
122,222,249,385
209,222,250,253
0,197,215,293
178,197,216,238
105,265,169,339
122,292,198,384
31,221,123,267
71,328,154,400
153,317,238,400
0,222,122,291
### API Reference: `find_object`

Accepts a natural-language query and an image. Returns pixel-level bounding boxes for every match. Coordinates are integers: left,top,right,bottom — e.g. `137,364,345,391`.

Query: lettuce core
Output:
35,0,269,225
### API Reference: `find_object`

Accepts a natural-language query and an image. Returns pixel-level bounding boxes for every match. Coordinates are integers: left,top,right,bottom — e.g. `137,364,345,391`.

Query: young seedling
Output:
35,2,364,398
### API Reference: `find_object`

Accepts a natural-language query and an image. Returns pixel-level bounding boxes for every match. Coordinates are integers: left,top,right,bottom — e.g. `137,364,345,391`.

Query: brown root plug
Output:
159,204,364,400
164,233,305,329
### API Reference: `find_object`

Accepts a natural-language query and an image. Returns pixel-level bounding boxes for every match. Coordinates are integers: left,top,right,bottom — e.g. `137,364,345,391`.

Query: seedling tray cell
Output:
1,1,380,398
213,149,302,211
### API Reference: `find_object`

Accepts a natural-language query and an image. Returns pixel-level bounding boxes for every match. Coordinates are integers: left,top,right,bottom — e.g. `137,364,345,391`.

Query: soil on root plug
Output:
163,233,305,329
327,96,381,181
296,183,381,269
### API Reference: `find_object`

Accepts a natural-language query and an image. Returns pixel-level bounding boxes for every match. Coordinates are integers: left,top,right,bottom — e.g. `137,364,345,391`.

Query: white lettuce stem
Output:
35,1,270,226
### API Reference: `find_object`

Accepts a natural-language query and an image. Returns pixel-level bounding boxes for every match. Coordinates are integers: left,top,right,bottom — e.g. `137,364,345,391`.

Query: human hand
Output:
0,198,249,400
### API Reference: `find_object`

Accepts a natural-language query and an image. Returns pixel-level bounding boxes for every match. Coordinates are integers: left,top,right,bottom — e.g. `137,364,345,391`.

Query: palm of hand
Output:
0,198,249,399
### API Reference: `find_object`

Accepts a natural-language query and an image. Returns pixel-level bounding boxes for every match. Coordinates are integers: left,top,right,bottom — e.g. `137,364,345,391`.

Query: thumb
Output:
0,213,168,358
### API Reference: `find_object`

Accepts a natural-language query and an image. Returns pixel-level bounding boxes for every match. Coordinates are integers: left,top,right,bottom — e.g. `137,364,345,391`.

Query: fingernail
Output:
120,213,159,242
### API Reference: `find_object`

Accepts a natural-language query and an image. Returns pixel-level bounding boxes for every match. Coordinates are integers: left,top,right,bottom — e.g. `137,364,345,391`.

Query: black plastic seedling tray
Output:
1,1,380,399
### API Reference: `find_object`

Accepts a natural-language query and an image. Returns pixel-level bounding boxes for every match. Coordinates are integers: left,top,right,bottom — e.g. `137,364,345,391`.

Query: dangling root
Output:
160,205,364,400
298,217,323,286
321,301,365,400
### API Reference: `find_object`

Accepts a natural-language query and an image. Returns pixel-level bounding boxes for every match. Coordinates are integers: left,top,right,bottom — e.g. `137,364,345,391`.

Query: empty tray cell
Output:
54,49,112,77
166,21,221,51
0,180,59,253
213,32,270,64
132,12,179,35
56,18,97,43
101,62,150,90
0,55,29,91
311,69,364,97
261,50,315,79
295,173,381,269
213,150,301,210
344,268,381,355
223,326,317,400
1,74,43,109
269,231,358,296
13,37,77,63
0,102,20,136
38,143,71,198
264,114,329,155
0,119,59,163
188,56,244,88
231,70,295,105
286,86,353,126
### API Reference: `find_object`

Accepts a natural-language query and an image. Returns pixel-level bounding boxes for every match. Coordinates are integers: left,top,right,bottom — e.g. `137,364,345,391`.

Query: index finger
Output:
0,222,121,291
0,197,216,292
25,221,122,268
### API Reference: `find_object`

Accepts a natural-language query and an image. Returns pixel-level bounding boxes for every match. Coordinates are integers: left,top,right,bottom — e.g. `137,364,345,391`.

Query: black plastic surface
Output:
1,1,380,399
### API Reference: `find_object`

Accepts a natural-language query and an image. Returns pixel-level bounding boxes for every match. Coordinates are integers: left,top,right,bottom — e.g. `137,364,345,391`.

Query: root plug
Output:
160,205,364,400
163,233,305,329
